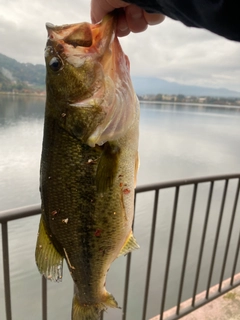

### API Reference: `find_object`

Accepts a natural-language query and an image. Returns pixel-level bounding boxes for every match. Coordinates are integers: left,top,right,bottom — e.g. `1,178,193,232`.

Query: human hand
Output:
91,0,165,37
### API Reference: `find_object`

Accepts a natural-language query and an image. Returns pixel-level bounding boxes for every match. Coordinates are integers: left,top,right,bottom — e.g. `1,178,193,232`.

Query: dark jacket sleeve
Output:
124,0,240,42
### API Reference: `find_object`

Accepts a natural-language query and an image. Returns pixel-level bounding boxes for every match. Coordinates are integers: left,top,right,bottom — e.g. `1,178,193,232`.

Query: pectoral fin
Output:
96,142,120,193
35,216,63,282
118,231,140,257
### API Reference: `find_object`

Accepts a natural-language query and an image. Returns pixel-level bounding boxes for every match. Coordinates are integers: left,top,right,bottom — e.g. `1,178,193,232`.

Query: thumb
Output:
91,0,108,23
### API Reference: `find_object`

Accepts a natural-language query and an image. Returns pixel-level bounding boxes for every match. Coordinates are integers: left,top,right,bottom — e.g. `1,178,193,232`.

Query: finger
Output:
143,11,165,26
91,0,108,23
125,5,148,33
116,9,130,37
91,0,129,23
117,27,131,37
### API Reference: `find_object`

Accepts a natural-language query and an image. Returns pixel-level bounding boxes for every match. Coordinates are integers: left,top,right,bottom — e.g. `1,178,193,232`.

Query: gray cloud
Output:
0,0,90,64
121,19,240,91
0,0,239,92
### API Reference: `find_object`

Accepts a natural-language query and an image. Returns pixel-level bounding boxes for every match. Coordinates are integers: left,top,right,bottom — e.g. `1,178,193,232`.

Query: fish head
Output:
45,14,138,146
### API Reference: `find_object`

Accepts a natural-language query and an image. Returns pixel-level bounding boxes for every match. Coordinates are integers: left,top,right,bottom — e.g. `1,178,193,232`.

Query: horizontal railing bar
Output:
0,204,40,223
135,173,240,193
1,174,240,223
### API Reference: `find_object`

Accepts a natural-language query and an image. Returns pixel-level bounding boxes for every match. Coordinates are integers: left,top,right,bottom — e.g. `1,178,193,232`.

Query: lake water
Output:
1,95,240,320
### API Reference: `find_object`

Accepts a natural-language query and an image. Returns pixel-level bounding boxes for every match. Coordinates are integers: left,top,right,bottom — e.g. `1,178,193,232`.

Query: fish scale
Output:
35,14,140,320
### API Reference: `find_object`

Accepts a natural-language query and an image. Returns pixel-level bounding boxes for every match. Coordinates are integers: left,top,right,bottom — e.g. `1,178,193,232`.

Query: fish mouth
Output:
45,14,116,59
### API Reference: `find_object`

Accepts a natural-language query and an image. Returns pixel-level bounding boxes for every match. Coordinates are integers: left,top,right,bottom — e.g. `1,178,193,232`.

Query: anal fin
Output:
118,231,140,257
35,216,63,282
103,290,119,308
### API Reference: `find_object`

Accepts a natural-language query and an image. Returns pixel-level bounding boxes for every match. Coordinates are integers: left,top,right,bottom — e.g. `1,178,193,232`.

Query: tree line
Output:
138,93,240,106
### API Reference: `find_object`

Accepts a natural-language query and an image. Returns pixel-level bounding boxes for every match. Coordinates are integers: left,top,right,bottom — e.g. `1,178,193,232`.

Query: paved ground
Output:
150,274,240,320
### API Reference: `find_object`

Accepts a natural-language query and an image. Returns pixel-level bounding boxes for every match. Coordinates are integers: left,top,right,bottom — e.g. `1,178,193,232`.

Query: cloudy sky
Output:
0,0,239,92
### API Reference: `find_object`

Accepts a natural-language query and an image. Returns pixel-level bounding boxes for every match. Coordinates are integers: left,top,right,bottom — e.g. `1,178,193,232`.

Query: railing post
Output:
159,186,179,320
122,192,138,320
218,178,240,291
42,276,47,320
192,181,214,307
142,189,159,320
2,222,12,320
230,231,240,286
176,183,198,314
206,179,229,299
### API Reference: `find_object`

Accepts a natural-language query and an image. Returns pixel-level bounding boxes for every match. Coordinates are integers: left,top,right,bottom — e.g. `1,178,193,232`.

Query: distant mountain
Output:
0,53,45,92
132,76,240,98
0,69,12,91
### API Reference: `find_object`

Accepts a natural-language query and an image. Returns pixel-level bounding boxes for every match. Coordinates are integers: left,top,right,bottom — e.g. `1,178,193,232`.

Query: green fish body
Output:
35,15,139,320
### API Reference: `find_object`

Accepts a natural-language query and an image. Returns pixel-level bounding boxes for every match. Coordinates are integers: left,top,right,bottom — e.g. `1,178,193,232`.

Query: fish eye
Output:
49,57,62,71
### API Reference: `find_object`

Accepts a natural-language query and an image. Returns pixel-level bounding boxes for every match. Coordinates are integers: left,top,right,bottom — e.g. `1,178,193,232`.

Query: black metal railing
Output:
134,173,240,320
1,173,240,320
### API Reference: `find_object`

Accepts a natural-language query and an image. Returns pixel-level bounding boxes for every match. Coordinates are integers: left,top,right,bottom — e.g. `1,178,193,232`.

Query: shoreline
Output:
0,91,46,97
1,92,240,109
140,99,240,109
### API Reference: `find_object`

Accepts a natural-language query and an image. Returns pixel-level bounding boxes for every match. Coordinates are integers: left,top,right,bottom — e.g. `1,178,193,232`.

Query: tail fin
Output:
72,291,119,320
72,295,102,320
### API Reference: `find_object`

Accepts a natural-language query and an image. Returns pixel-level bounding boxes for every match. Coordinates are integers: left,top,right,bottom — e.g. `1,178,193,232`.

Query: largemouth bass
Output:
35,14,139,320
